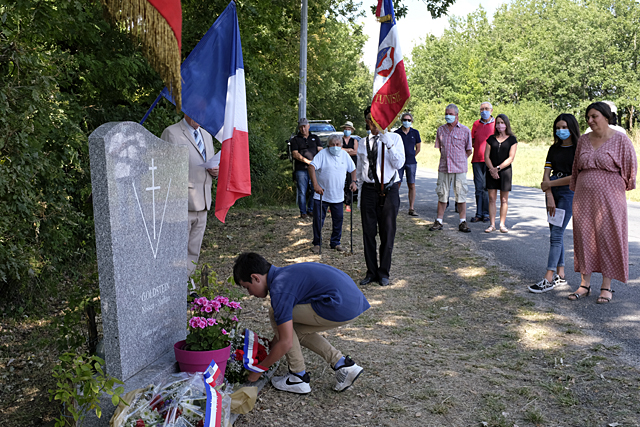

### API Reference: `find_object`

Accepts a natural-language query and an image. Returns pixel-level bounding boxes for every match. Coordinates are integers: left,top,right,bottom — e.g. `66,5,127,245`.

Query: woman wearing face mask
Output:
528,114,580,293
341,121,359,212
567,102,637,303
484,114,518,233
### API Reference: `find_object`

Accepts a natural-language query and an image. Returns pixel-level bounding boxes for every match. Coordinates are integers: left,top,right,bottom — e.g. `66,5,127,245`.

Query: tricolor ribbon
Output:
203,359,223,427
243,328,268,373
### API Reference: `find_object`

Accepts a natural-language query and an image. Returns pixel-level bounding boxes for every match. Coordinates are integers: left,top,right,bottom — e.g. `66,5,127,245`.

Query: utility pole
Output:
298,0,308,120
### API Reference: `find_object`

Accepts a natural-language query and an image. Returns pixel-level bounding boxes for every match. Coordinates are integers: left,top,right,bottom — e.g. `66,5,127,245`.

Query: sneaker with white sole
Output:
271,371,311,394
333,356,363,392
552,274,567,287
528,278,555,293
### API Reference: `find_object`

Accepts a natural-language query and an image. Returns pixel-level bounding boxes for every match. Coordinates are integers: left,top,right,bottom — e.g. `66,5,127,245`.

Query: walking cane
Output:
350,188,353,254
318,192,322,255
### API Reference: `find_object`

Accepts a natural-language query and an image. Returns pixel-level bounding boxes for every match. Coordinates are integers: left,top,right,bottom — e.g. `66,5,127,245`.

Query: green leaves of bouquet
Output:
185,296,242,351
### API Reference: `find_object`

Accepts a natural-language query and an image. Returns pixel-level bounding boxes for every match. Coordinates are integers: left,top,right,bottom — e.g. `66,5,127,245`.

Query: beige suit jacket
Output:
161,120,216,212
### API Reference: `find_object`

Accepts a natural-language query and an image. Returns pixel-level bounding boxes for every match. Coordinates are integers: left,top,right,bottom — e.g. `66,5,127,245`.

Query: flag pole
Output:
140,93,163,125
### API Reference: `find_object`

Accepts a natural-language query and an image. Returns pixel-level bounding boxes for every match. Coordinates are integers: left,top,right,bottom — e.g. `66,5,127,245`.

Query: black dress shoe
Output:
379,277,390,286
360,276,376,286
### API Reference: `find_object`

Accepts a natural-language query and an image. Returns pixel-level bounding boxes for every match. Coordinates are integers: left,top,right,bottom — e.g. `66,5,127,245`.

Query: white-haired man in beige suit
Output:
161,115,218,275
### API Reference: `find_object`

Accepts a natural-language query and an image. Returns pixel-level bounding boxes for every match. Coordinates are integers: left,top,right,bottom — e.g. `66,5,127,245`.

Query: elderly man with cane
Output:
308,135,357,254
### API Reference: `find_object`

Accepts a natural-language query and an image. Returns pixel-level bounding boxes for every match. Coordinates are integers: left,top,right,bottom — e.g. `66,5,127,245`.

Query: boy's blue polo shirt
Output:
267,263,370,326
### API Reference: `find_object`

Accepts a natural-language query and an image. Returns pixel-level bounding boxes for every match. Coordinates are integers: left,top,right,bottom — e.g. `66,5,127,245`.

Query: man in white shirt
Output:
356,106,406,286
309,135,357,253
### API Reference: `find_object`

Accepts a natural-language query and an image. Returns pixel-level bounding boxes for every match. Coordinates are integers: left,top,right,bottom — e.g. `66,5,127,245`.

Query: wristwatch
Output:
496,166,501,172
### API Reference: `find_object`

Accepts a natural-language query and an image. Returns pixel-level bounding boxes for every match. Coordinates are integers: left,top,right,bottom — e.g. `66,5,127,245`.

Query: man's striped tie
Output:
194,130,206,161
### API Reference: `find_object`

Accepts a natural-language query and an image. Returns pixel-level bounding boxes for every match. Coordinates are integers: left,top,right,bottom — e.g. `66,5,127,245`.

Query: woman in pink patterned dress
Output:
568,102,637,303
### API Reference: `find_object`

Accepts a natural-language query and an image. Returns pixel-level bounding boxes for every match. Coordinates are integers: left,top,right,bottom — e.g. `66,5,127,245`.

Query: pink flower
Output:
198,318,207,329
221,329,228,335
215,296,229,306
231,316,239,322
211,300,221,312
189,318,199,328
207,318,216,326
203,305,213,313
228,301,242,310
196,297,208,306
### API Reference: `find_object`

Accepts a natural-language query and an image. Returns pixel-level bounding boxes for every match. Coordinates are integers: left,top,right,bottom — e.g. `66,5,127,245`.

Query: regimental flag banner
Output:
243,328,268,373
203,359,223,427
371,0,411,131
161,1,251,223
102,0,182,109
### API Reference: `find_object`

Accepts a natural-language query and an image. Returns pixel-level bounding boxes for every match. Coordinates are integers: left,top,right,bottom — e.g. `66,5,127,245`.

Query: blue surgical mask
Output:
329,146,342,156
367,130,371,135
445,115,456,124
480,110,491,120
343,129,352,137
556,129,571,140
402,121,412,128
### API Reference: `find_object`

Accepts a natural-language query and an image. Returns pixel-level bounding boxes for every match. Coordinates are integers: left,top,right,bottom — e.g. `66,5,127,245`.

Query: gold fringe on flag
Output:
101,0,182,110
376,15,391,23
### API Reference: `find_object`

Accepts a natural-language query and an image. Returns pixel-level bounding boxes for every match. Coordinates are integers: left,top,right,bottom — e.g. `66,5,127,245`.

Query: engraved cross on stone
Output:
145,159,161,239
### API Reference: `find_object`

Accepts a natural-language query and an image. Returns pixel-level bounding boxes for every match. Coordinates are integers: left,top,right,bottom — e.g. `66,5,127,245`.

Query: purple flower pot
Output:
174,340,230,380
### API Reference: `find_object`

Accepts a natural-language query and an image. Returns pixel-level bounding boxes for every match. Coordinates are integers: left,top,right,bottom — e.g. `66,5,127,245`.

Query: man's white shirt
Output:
310,149,356,203
355,132,405,185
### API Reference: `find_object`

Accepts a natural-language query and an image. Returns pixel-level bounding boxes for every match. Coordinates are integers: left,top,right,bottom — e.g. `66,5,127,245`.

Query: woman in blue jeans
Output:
529,114,580,293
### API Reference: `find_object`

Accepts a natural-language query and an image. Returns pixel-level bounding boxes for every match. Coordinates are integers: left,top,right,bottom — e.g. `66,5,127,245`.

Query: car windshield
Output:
309,124,335,132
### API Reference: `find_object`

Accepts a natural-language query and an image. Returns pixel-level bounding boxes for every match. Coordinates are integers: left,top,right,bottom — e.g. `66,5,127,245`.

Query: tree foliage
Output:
0,0,372,306
406,0,640,141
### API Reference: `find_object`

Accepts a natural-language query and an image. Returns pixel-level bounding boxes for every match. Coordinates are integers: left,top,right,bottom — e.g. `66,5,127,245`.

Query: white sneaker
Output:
271,371,311,394
552,274,567,287
333,356,363,392
528,278,555,293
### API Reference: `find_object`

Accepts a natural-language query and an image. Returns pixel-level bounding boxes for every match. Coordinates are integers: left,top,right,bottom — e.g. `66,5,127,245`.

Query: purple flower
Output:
198,318,207,329
228,301,242,310
203,305,213,313
231,316,239,322
189,318,199,328
207,318,215,326
211,300,222,312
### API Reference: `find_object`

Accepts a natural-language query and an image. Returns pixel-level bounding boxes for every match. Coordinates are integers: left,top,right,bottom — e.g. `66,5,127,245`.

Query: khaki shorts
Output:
436,172,468,203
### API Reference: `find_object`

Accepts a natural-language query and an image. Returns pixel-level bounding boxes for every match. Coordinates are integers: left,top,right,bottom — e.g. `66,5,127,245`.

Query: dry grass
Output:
2,206,640,426
200,208,640,427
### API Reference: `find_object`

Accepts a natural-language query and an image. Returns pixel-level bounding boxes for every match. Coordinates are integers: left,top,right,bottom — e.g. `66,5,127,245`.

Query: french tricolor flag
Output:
161,1,251,223
371,0,410,130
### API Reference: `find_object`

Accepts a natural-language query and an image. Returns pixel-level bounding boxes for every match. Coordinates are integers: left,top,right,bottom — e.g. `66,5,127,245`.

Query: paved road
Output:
400,169,640,367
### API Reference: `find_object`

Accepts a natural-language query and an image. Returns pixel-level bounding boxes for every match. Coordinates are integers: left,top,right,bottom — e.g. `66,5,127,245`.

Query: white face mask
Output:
329,146,341,156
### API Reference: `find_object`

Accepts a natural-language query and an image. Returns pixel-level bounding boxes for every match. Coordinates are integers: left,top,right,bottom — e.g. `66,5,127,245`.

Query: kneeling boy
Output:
233,252,369,394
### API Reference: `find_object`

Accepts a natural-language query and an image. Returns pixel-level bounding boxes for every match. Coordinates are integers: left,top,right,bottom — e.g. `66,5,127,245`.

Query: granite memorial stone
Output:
88,122,189,383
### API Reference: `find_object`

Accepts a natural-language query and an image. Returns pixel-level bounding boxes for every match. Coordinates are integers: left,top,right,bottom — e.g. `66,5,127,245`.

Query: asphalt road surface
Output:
400,168,640,367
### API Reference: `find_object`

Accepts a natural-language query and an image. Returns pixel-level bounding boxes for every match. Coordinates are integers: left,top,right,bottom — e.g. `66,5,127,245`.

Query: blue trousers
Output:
312,201,343,247
472,162,489,218
546,179,574,271
295,170,314,215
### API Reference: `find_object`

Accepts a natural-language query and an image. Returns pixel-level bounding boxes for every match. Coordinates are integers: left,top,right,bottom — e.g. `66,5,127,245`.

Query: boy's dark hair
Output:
233,252,271,285
364,105,371,119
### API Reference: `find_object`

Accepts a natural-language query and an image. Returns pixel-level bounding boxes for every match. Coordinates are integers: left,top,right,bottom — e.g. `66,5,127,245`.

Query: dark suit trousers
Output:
360,183,400,280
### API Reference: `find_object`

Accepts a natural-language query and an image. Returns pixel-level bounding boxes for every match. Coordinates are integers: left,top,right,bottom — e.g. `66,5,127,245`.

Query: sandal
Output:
596,288,614,304
485,225,496,233
499,225,508,233
568,285,591,300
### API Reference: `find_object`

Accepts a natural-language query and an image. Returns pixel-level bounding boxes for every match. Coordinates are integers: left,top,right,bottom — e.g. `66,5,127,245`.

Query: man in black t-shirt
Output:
290,118,323,218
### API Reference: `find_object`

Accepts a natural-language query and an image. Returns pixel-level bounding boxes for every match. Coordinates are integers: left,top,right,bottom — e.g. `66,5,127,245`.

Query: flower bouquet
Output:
185,296,242,351
224,327,272,385
114,372,231,427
